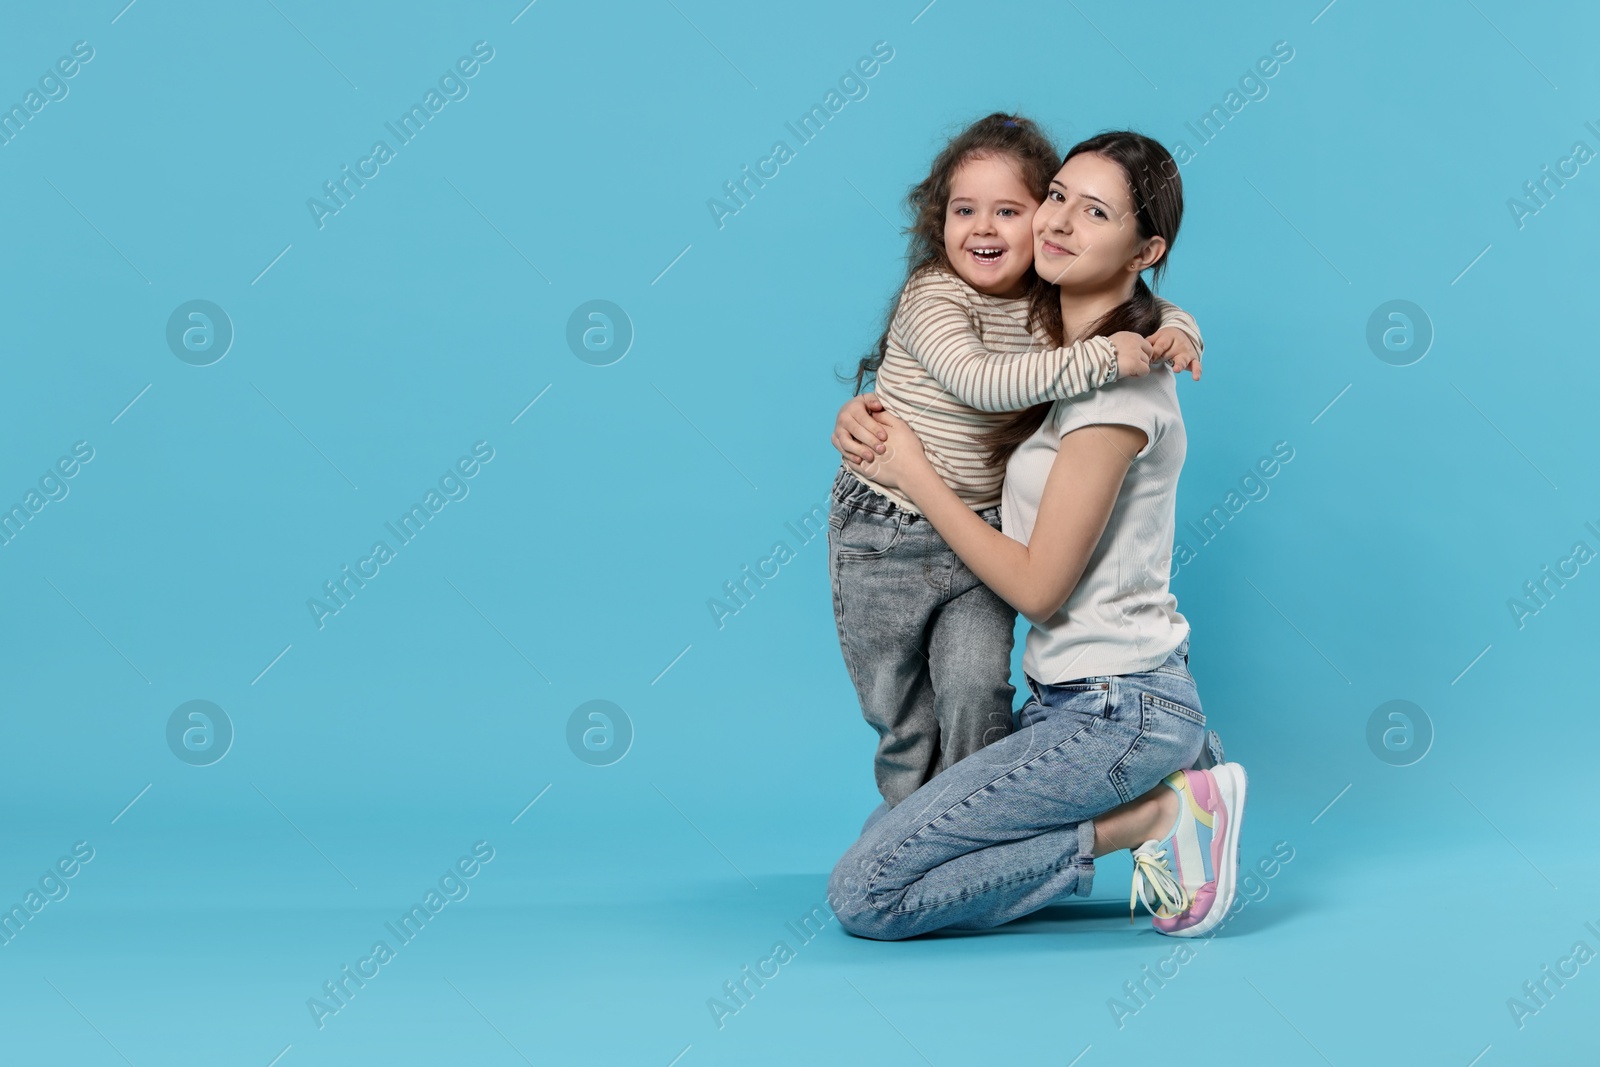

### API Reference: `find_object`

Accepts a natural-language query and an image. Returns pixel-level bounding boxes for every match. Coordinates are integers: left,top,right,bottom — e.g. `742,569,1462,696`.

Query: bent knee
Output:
832,899,916,941
829,862,899,940
829,875,923,941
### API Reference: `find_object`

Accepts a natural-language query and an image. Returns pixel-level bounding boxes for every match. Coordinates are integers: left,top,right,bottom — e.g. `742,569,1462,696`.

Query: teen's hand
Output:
833,392,887,464
1111,332,1155,380
1148,327,1202,380
846,410,933,494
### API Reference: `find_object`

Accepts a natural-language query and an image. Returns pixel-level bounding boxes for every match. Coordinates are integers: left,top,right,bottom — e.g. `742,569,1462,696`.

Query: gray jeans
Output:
828,465,1017,806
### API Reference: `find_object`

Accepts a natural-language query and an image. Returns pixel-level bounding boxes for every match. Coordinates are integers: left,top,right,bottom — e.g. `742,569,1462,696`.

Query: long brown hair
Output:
982,131,1185,467
845,112,1060,394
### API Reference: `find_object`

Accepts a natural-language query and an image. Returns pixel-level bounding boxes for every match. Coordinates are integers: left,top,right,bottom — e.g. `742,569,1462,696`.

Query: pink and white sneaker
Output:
1129,763,1247,937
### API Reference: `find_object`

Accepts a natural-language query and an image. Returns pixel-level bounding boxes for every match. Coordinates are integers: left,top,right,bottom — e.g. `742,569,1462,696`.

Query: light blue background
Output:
2,0,1596,1063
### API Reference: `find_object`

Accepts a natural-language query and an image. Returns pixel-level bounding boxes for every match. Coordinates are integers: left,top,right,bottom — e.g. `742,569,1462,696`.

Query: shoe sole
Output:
1170,762,1247,938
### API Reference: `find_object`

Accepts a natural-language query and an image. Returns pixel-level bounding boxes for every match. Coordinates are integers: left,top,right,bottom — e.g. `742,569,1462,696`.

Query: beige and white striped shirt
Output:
851,267,1202,513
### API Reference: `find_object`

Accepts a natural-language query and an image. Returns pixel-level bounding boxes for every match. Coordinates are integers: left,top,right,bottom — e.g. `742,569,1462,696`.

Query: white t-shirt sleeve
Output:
1050,373,1167,460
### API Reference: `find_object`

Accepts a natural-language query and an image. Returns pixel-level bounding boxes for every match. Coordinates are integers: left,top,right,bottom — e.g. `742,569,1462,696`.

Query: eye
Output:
954,206,972,215
1049,190,1064,202
998,207,1016,216
1088,206,1107,220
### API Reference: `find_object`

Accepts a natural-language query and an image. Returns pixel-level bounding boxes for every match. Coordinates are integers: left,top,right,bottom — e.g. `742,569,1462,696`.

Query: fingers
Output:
1168,352,1202,381
852,397,888,439
836,421,882,464
833,429,862,464
1125,339,1155,377
869,409,906,428
834,396,887,464
844,448,881,476
849,418,886,458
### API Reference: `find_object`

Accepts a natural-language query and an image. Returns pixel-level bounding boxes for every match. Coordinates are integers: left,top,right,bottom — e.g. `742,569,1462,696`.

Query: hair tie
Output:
1002,119,1019,128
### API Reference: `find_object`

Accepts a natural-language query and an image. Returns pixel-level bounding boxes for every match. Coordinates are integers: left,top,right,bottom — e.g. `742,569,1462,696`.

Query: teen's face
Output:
943,154,1040,298
1032,152,1158,291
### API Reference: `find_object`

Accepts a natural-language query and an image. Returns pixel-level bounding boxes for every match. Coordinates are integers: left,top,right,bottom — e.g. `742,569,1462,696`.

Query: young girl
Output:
830,113,1204,808
829,131,1246,940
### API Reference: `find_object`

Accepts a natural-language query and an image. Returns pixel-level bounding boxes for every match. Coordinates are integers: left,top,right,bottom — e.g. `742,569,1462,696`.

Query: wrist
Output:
1099,337,1120,386
902,463,942,504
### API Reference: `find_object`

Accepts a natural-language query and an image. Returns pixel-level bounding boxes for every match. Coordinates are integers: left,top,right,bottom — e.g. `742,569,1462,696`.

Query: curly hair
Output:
846,112,1060,394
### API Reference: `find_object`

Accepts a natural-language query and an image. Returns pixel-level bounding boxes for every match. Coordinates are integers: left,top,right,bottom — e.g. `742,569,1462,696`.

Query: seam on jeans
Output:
941,508,1002,597
934,536,955,598
925,582,1017,751
862,716,1100,903
829,522,871,708
834,509,906,562
1144,690,1206,727
1105,682,1151,804
831,516,944,804
1106,689,1205,802
868,856,1083,916
1034,681,1111,697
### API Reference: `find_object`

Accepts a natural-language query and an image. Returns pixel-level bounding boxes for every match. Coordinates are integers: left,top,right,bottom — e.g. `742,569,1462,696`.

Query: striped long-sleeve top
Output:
850,267,1203,513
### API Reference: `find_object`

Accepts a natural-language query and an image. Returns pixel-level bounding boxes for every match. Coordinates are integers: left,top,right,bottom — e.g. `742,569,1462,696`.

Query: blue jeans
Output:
829,640,1207,940
828,464,1016,806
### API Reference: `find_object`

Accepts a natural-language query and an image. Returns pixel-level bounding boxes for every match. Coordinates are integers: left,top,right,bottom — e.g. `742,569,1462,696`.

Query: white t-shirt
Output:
1000,368,1189,682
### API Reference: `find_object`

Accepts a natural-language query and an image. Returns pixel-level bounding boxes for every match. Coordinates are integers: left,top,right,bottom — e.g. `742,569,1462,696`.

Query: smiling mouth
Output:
967,247,1006,263
1039,239,1074,256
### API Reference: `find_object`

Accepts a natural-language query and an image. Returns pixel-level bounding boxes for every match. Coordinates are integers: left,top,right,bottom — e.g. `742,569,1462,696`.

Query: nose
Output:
1035,201,1067,238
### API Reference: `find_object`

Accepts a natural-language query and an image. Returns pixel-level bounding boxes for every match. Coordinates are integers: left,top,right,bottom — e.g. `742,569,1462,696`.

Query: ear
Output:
1128,234,1167,274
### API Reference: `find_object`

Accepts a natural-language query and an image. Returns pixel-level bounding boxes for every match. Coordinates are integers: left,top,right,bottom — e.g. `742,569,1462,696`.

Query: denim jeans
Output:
828,464,1017,806
829,639,1207,940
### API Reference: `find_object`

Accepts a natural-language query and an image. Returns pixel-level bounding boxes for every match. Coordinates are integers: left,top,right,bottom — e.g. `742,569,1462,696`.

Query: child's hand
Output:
833,392,887,465
1148,327,1202,380
846,410,933,495
1111,332,1155,380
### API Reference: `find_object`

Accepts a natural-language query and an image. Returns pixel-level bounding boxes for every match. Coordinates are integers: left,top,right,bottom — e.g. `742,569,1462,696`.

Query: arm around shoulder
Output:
898,273,1119,412
1152,296,1203,355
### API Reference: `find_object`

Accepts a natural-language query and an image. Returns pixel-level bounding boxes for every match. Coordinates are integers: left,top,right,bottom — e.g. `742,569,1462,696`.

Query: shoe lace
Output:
1129,844,1190,923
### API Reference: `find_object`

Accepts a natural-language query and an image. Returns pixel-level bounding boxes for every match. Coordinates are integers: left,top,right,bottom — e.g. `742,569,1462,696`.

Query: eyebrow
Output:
949,196,1031,208
1049,179,1113,210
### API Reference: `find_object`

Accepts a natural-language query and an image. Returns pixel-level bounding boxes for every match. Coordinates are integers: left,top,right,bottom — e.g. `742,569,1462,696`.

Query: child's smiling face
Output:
943,154,1040,299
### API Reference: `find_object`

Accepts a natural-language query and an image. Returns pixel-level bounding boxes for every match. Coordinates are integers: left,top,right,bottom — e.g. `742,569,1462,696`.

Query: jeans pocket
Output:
833,505,903,561
1107,687,1205,803
1144,691,1205,729
1029,679,1111,720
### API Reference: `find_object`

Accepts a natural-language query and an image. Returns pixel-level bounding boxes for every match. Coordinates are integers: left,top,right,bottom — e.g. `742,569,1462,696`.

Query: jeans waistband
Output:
831,463,1001,522
1025,636,1193,700
832,463,904,519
